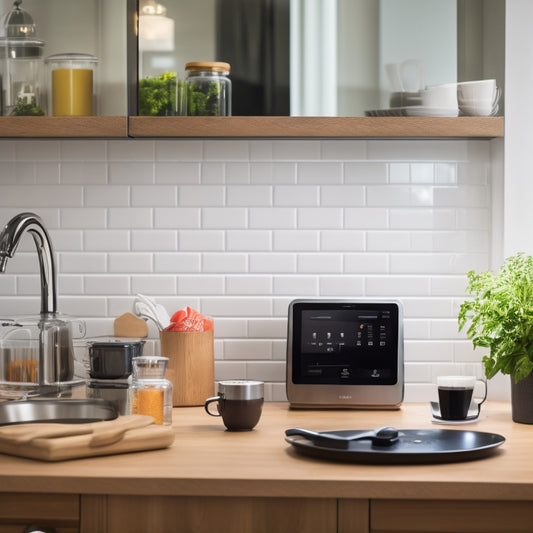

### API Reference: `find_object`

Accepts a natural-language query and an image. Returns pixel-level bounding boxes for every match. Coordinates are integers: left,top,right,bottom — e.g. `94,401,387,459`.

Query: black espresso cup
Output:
437,375,485,420
205,380,264,431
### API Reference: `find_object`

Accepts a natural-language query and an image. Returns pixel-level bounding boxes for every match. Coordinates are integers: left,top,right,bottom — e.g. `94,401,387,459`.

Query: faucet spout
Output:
0,212,57,315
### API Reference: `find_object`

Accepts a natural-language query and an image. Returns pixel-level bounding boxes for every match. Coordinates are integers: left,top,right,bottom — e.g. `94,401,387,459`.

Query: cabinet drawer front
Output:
104,495,337,533
371,500,533,533
0,493,78,524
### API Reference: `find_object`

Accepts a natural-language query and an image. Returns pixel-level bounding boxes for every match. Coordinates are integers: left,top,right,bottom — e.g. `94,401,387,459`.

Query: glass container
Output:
0,0,45,116
45,53,99,116
130,356,172,425
185,61,231,116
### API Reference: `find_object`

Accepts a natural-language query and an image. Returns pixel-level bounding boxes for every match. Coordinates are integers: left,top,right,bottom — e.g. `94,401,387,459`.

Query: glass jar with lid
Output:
45,53,99,116
130,356,172,425
0,0,45,116
185,61,231,116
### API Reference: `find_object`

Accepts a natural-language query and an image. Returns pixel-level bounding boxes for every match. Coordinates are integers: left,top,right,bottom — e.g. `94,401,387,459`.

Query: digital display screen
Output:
291,302,399,385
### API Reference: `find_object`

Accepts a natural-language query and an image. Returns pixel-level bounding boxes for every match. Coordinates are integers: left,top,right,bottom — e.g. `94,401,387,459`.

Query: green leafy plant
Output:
186,81,222,116
458,253,533,382
10,97,45,116
138,72,177,116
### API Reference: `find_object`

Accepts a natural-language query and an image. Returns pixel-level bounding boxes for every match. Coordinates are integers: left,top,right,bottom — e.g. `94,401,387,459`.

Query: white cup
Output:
457,79,500,116
420,83,458,109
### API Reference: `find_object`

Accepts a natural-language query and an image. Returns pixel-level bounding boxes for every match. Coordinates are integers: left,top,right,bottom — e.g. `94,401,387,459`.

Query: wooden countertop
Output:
0,402,531,501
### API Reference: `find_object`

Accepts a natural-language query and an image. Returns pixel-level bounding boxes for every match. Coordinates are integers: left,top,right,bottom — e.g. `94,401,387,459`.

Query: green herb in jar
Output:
138,72,177,116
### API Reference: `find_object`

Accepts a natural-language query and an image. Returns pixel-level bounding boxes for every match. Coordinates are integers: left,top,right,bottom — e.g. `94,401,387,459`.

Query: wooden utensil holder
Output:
159,329,214,407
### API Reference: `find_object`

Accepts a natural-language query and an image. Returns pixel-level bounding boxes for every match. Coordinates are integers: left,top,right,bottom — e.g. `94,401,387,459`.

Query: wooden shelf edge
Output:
0,116,128,138
128,116,504,139
0,116,504,139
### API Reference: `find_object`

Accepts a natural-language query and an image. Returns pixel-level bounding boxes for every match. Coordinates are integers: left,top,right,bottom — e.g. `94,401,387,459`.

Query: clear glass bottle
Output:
130,356,172,425
185,61,231,116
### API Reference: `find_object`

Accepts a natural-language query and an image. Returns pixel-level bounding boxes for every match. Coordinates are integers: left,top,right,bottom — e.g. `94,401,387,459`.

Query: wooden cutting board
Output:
0,415,175,461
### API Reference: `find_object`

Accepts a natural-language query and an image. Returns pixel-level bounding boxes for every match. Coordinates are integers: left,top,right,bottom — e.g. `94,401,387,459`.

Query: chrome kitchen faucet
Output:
0,212,80,397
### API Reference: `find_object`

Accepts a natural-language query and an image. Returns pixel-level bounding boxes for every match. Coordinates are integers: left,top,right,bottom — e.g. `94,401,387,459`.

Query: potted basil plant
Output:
458,252,533,423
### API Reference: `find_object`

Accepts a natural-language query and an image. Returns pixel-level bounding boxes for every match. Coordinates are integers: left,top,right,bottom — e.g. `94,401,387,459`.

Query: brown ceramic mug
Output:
205,380,264,431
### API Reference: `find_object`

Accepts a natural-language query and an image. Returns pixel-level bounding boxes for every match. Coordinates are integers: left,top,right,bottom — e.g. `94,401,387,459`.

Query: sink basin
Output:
0,398,118,426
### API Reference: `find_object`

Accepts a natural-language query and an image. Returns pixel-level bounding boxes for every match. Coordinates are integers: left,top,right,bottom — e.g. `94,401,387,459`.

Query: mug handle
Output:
205,395,222,417
473,379,488,406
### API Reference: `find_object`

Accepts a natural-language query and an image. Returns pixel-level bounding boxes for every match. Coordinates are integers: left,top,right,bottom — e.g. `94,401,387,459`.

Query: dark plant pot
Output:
511,372,533,423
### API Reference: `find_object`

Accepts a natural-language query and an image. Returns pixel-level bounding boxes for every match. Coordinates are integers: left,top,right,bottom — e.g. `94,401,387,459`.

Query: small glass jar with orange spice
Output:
130,356,172,425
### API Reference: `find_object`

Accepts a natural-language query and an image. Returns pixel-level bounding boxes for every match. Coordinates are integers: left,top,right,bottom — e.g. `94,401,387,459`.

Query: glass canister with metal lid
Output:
185,61,231,116
0,0,45,116
129,356,173,425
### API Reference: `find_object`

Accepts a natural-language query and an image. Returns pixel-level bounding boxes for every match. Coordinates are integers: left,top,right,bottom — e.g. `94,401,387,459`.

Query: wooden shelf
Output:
129,115,504,139
0,116,128,138
0,115,504,139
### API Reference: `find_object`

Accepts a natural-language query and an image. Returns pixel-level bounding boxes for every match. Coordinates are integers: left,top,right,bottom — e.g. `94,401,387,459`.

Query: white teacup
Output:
457,79,500,116
420,83,458,109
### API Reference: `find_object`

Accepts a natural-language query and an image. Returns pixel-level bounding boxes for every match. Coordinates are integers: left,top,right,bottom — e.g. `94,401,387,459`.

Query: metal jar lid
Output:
217,380,264,400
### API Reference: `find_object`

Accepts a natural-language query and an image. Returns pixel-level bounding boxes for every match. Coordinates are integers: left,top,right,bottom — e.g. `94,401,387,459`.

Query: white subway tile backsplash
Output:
85,275,130,295
60,253,106,273
297,254,342,273
319,276,364,297
109,208,153,229
132,230,177,251
110,253,153,273
200,162,225,184
273,230,319,251
204,140,249,160
85,230,129,251
155,140,203,161
225,163,250,184
320,230,365,252
297,162,343,184
109,162,153,184
178,275,224,295
60,140,107,161
202,207,247,229
0,185,82,207
156,162,201,184
179,185,225,206
155,207,201,229
320,140,366,160
0,138,500,402
248,253,296,273
227,185,272,206
250,162,296,184
154,252,200,273
226,230,271,251
179,230,224,251
298,207,342,229
226,275,272,295
274,185,319,206
345,162,388,183
15,140,60,161
132,186,177,207
321,185,365,207
61,207,106,228
249,207,295,229
61,162,107,185
202,253,247,273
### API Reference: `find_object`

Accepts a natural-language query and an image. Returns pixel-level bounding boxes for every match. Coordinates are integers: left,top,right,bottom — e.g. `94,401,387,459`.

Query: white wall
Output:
0,137,506,402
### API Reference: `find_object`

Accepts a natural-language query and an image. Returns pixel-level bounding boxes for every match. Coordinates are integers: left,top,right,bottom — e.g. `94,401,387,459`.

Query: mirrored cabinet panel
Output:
136,0,505,118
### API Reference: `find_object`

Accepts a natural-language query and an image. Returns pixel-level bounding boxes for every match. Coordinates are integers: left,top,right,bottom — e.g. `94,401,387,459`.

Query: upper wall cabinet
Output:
0,0,128,137
0,0,504,138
